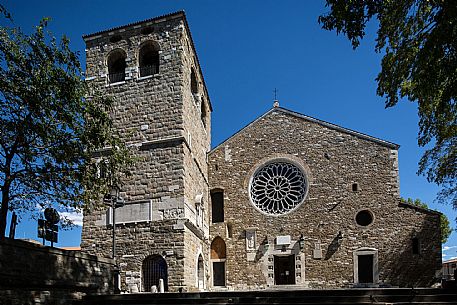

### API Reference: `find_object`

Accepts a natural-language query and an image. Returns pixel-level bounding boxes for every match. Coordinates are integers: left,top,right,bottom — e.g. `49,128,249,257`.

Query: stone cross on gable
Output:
273,88,279,108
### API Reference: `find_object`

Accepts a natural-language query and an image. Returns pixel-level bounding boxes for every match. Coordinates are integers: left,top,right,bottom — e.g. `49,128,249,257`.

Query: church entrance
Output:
357,254,374,283
274,255,295,285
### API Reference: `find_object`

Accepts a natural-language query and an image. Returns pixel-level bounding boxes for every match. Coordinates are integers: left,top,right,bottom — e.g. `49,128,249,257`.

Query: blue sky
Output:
3,0,456,259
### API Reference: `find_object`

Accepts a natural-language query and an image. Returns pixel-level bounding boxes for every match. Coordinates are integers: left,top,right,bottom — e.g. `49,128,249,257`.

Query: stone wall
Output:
0,238,113,305
208,108,441,289
81,12,212,292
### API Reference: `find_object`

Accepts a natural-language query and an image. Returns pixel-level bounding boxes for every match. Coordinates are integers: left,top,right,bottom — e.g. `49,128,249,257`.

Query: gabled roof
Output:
210,107,400,153
398,202,442,216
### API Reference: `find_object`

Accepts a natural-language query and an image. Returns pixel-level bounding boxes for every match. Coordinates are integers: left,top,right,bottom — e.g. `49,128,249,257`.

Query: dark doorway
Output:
213,262,226,286
142,255,168,292
274,255,295,285
197,255,204,289
357,254,374,283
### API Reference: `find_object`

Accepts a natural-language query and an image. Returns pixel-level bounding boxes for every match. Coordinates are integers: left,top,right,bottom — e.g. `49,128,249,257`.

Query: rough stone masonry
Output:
80,11,442,292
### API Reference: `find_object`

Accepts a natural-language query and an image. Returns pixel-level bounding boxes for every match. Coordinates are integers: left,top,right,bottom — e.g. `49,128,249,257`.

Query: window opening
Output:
226,223,233,238
211,191,224,223
107,50,126,83
191,68,198,94
139,43,159,77
412,237,420,254
355,210,373,226
201,99,208,129
352,183,359,192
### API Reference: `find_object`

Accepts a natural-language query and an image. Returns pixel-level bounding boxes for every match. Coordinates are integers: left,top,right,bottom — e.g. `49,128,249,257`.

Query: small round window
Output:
355,210,374,226
249,161,307,215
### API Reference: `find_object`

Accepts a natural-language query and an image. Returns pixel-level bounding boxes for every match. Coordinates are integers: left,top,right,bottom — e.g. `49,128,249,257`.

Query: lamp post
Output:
299,234,305,250
105,185,124,294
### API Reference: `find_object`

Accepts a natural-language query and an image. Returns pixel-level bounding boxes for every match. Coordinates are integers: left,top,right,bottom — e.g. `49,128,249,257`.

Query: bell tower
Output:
81,11,212,292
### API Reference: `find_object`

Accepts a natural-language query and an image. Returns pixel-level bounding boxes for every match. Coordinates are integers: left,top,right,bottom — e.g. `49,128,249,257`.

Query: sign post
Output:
37,208,60,247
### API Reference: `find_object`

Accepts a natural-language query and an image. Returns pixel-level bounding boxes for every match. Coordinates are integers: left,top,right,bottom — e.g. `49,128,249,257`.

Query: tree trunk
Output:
0,155,12,240
0,185,9,240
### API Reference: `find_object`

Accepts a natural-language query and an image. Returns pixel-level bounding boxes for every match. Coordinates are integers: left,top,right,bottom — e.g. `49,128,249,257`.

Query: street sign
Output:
38,218,58,245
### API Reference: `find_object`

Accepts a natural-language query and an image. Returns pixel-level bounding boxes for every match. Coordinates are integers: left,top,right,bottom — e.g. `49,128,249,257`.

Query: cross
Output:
273,88,278,100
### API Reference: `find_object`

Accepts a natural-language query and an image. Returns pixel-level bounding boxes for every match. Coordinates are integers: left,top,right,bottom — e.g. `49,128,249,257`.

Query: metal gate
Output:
142,255,168,292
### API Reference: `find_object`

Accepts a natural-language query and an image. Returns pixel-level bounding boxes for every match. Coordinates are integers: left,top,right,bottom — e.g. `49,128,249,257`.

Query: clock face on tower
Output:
249,161,308,216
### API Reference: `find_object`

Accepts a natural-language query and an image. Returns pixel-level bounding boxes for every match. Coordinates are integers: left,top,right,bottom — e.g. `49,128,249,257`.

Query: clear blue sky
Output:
3,0,456,258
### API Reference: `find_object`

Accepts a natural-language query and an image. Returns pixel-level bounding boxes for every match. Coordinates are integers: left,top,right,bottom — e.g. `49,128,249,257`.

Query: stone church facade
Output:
80,11,442,292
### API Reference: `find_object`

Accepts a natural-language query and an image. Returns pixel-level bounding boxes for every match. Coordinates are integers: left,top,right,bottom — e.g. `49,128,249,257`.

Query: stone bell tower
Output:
80,11,212,292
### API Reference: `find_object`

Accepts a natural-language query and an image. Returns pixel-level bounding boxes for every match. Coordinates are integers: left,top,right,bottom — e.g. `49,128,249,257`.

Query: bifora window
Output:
249,161,307,215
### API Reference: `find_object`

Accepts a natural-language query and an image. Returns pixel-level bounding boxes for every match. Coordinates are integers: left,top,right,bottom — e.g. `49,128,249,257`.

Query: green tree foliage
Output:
319,1,456,207
0,13,131,238
401,198,452,243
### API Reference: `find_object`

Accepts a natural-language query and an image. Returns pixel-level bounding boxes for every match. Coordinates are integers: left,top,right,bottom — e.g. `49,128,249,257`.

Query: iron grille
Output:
109,72,125,83
139,65,158,77
142,255,168,292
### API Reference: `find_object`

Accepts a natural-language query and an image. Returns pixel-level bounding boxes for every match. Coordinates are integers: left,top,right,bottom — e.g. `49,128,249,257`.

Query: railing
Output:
109,72,125,83
139,65,158,77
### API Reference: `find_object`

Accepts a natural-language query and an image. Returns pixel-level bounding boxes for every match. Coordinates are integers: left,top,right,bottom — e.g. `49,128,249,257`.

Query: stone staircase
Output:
82,288,457,305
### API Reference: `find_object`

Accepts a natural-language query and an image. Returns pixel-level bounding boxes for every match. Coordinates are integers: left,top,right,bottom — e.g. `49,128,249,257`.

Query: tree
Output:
401,198,452,244
319,1,456,208
0,11,131,238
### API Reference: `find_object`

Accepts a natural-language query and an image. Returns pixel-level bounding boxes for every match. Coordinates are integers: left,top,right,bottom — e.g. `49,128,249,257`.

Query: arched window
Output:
139,42,159,77
142,255,168,292
197,254,204,289
191,68,198,94
107,49,126,83
211,237,226,287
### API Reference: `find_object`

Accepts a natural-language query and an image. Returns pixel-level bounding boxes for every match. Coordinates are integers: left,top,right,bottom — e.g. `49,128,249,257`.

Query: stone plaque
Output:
245,229,256,250
276,235,291,245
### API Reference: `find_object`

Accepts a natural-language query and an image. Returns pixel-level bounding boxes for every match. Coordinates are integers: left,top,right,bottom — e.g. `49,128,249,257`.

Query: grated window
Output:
142,255,168,292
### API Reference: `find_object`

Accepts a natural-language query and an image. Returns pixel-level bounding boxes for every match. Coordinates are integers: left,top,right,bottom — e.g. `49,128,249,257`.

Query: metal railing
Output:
139,65,158,77
142,255,168,292
109,72,125,83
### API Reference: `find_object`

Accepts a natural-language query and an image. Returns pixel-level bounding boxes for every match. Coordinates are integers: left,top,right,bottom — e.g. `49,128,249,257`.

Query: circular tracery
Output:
250,161,307,215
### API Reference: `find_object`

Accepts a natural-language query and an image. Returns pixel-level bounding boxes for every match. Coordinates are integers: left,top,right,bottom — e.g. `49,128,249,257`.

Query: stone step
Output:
83,289,457,305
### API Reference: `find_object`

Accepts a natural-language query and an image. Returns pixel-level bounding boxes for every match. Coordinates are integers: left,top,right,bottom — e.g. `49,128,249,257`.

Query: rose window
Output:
249,161,307,215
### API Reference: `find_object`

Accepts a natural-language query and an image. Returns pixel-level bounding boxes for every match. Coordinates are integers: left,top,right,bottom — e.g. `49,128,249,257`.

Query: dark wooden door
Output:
358,254,374,283
274,255,295,285
213,262,226,286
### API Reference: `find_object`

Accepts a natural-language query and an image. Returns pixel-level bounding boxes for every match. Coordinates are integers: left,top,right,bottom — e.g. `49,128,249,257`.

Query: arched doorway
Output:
211,237,226,287
197,254,204,289
142,255,168,292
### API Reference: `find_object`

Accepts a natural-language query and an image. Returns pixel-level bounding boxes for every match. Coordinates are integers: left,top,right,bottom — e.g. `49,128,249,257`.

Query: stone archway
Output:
142,255,168,292
211,237,226,287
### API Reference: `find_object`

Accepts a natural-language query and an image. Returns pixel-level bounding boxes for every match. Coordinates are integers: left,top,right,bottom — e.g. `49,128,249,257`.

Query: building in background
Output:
443,258,457,281
81,11,442,292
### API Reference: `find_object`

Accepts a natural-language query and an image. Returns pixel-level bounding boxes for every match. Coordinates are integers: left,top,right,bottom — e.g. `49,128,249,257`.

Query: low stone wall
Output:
0,238,114,305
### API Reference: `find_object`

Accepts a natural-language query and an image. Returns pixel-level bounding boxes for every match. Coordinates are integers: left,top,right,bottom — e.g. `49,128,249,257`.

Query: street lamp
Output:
299,234,305,250
104,185,125,294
